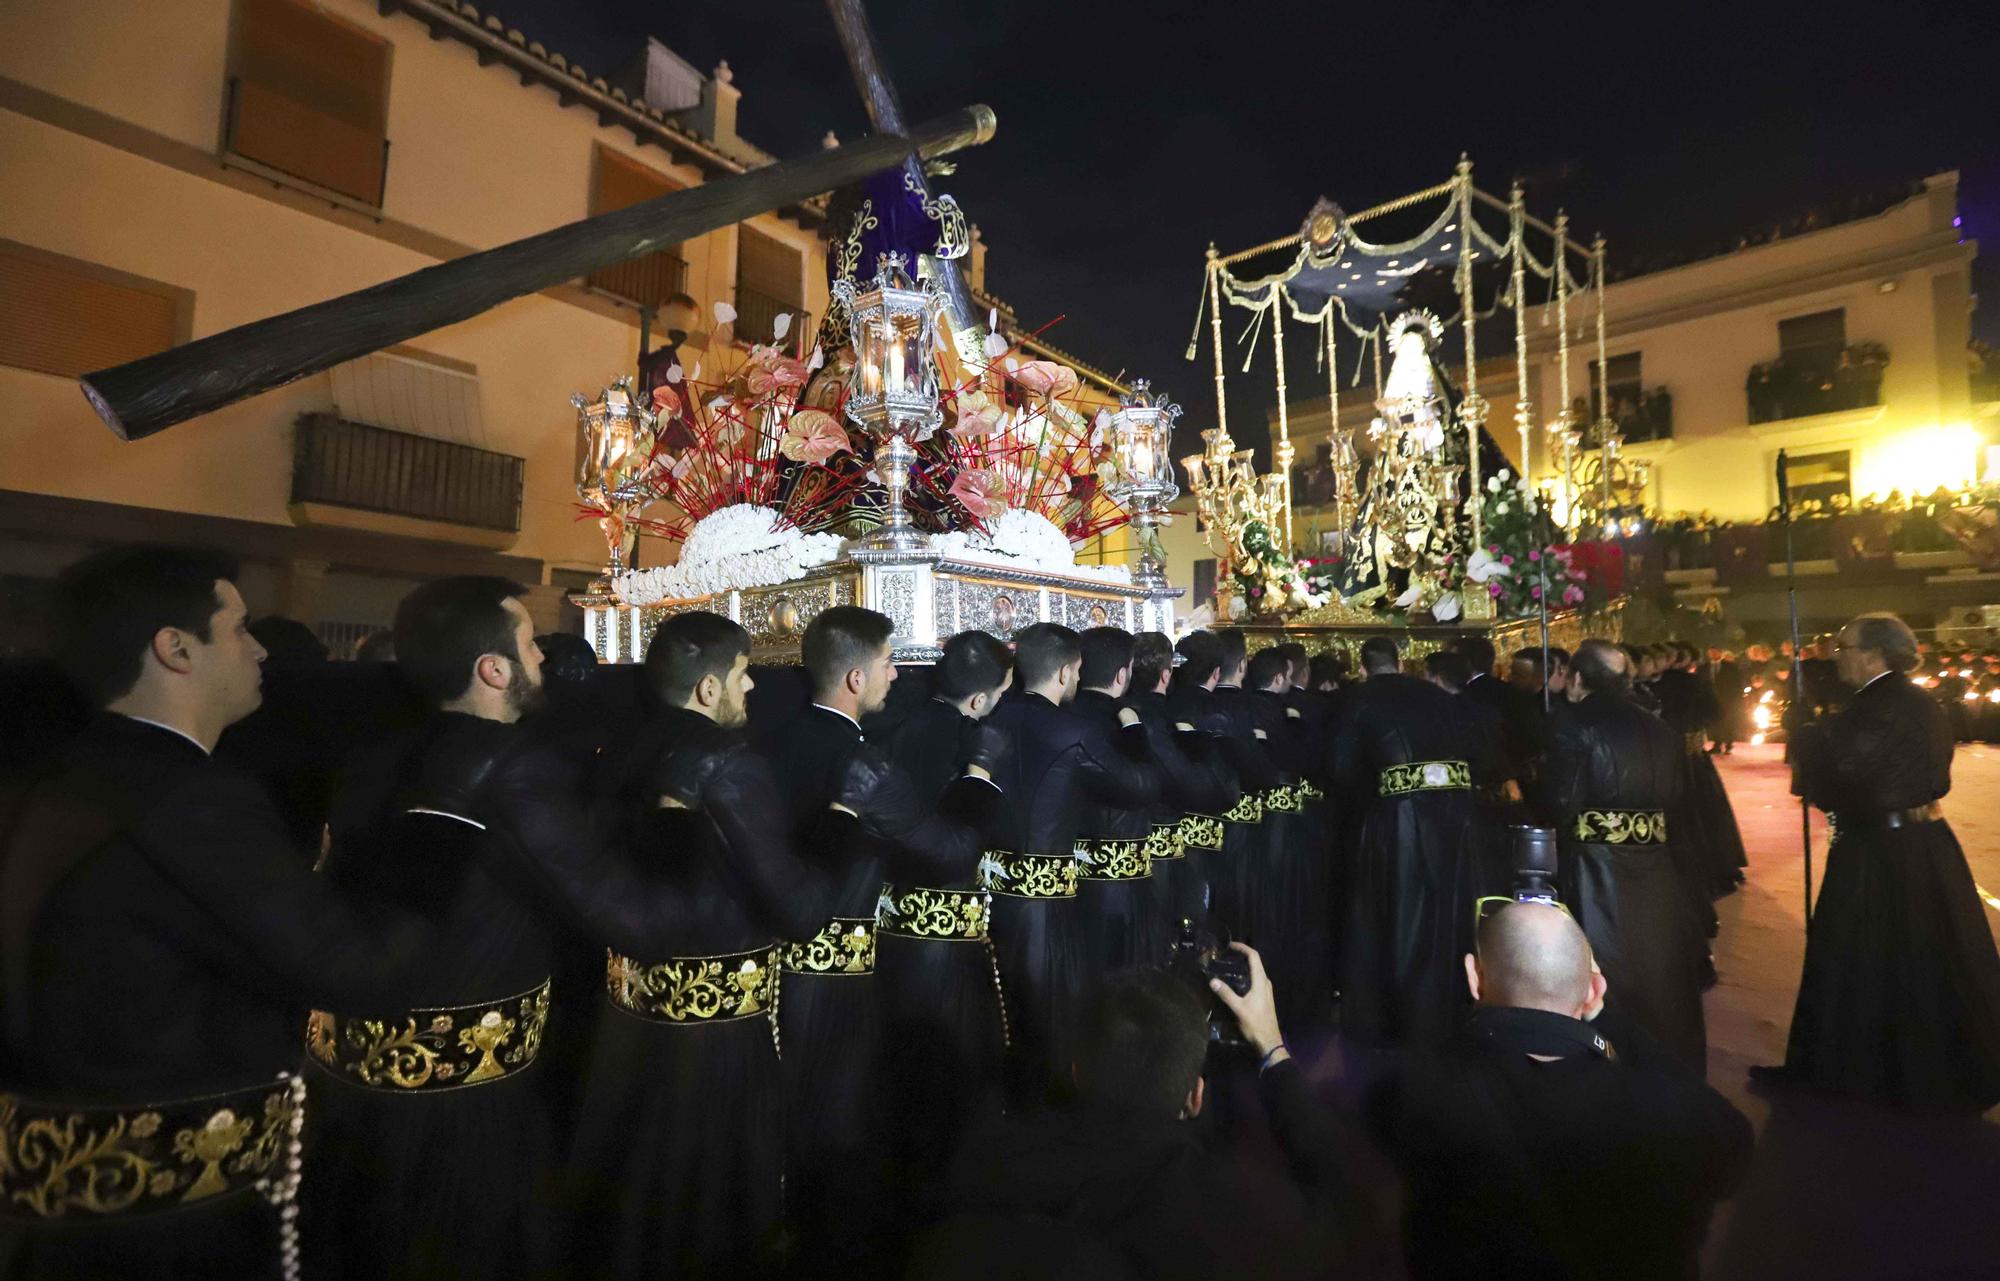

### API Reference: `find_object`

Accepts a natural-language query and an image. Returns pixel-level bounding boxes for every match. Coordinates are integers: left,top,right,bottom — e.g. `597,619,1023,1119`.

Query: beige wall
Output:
0,0,831,607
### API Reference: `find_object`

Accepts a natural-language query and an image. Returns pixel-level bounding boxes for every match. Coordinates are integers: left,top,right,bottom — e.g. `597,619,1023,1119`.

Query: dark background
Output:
479,0,1997,462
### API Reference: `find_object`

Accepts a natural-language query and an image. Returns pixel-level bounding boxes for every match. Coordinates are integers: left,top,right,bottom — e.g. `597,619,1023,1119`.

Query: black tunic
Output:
985,692,1156,1093
1782,671,2000,1111
1125,689,1239,930
0,714,431,1280
1654,668,1747,897
567,708,831,1280
1207,685,1281,934
1546,693,1706,1071
1072,689,1165,979
1329,674,1493,1047
1246,688,1326,1020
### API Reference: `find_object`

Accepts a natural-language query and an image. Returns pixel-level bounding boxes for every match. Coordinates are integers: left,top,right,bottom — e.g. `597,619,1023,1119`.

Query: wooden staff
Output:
80,105,996,441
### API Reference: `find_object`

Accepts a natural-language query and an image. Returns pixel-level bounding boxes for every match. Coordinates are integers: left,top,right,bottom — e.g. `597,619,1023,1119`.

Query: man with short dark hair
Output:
1331,634,1492,1046
1756,612,2000,1109
986,623,1157,1094
0,545,430,1278
304,576,706,1279
1207,632,1284,933
942,951,1385,1280
1425,649,1510,805
1242,646,1327,1018
1547,639,1705,1070
1370,902,1752,1281
1072,628,1164,978
1127,632,1239,928
569,611,832,1277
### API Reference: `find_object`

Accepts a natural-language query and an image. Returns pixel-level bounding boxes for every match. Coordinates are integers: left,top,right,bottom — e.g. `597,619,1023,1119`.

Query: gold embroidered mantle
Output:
1176,814,1225,851
1573,809,1669,845
0,1078,298,1221
786,917,876,975
1073,838,1150,882
1144,823,1185,862
306,981,550,1091
607,945,781,1023
1378,760,1472,797
981,850,1079,899
877,885,992,940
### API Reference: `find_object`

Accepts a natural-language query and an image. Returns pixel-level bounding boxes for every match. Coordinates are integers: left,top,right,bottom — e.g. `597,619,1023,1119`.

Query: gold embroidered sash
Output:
1573,809,1669,845
1378,760,1473,797
1144,822,1185,862
1222,792,1265,824
606,945,782,1024
785,917,876,976
1298,781,1327,802
1261,785,1305,813
306,981,550,1092
1176,814,1225,851
1073,837,1151,882
876,885,992,941
0,1077,300,1220
980,849,1079,899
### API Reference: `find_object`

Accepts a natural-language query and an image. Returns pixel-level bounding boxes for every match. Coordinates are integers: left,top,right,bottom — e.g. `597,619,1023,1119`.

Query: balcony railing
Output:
1607,386,1673,442
734,284,807,348
586,252,688,311
1746,342,1887,424
292,414,523,533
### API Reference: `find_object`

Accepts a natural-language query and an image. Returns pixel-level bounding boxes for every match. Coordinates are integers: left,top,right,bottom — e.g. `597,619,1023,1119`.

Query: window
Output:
735,227,803,345
1589,352,1670,441
0,240,190,378
1785,449,1850,506
1589,353,1643,418
1778,308,1846,382
1193,558,1217,609
227,0,390,206
587,146,689,309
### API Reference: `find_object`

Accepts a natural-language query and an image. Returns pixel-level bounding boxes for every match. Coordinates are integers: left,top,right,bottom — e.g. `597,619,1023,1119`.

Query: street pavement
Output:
1702,743,2000,1280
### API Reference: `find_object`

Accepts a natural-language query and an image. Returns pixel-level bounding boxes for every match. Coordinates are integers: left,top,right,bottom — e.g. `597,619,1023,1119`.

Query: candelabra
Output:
1105,379,1181,590
832,253,946,558
1183,424,1290,615
573,375,661,591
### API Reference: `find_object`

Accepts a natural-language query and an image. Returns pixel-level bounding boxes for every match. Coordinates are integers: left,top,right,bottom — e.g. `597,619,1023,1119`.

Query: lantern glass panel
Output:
857,311,892,398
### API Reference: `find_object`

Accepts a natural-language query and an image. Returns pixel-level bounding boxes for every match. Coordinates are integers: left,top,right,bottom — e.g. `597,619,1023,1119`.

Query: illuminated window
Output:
0,240,190,379
1785,449,1851,506
227,0,391,206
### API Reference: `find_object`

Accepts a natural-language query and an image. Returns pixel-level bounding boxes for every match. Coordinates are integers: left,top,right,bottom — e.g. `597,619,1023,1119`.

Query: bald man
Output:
1368,903,1751,1281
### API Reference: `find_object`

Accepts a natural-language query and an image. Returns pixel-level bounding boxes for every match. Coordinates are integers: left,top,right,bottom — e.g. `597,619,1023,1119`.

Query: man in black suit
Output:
1124,632,1238,928
1455,633,1534,801
1207,631,1282,931
1071,628,1164,979
0,546,430,1280
1369,901,1752,1281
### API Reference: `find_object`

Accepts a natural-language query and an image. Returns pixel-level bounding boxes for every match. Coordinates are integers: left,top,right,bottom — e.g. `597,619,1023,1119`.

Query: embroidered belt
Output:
1573,809,1669,845
1261,785,1305,813
1378,760,1472,797
1073,837,1151,882
1177,814,1225,851
1145,822,1185,861
980,849,1078,899
0,1075,302,1221
785,917,876,975
1834,803,1943,832
306,980,550,1092
1222,792,1265,824
606,945,782,1024
877,884,992,940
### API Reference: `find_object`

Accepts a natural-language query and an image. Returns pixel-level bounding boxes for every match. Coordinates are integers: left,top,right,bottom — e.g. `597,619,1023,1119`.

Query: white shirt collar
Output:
1861,670,1895,692
118,713,210,757
810,703,863,732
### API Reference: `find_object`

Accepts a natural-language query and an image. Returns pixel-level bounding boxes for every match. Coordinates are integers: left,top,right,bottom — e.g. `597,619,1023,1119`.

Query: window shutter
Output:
1778,309,1846,356
0,244,184,379
737,227,802,306
229,0,390,206
586,147,686,306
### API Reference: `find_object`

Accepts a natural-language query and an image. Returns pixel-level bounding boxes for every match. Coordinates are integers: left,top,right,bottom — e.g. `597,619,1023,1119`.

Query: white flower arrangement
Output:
614,503,844,605
933,508,1133,584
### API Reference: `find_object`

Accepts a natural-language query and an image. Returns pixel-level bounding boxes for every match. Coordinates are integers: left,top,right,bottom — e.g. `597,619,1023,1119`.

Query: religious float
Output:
1181,157,1631,656
569,169,1182,663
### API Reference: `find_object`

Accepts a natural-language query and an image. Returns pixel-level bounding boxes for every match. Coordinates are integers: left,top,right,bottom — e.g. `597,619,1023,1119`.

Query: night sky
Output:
477,0,1997,460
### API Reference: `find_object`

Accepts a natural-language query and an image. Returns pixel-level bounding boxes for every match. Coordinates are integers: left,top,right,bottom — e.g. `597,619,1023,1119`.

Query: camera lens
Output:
1511,825,1558,879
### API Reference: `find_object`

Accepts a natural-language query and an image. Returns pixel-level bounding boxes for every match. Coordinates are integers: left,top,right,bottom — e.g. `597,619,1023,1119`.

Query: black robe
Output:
1782,671,2000,1111
0,714,431,1280
1546,692,1706,1071
1246,688,1326,1021
1329,673,1493,1047
1125,689,1240,931
567,707,831,1280
1205,684,1282,934
985,692,1156,1095
1655,667,1747,897
1072,690,1165,979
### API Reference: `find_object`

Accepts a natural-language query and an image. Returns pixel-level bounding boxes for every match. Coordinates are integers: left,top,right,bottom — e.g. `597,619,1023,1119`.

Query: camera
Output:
1166,915,1252,1048
1508,825,1560,904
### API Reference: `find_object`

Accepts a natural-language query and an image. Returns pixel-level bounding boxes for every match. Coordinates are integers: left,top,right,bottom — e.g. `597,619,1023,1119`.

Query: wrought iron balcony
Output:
1746,343,1887,424
734,284,807,347
292,413,522,533
586,252,689,311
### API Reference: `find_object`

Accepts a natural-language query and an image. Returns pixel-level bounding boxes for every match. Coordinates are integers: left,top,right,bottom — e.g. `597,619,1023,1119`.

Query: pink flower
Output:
741,348,809,398
948,468,1007,519
1527,549,1541,562
1501,554,1514,567
1531,586,1543,599
950,389,1005,439
1563,585,1586,605
1009,360,1079,399
1489,544,1501,554
1489,583,1506,598
778,409,849,465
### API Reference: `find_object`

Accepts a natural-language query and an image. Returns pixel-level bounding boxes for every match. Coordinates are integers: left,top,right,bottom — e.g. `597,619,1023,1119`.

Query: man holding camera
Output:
936,948,1390,1281
1369,901,1752,1281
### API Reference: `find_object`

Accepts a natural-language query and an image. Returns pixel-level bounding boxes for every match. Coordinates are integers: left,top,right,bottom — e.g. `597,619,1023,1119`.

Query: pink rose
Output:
948,468,1007,519
1009,360,1079,399
778,409,849,465
1501,554,1514,566
1527,549,1541,562
1489,583,1505,598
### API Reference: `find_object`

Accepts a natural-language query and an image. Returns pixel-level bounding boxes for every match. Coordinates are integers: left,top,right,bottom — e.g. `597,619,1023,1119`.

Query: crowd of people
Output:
3,543,1998,1280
